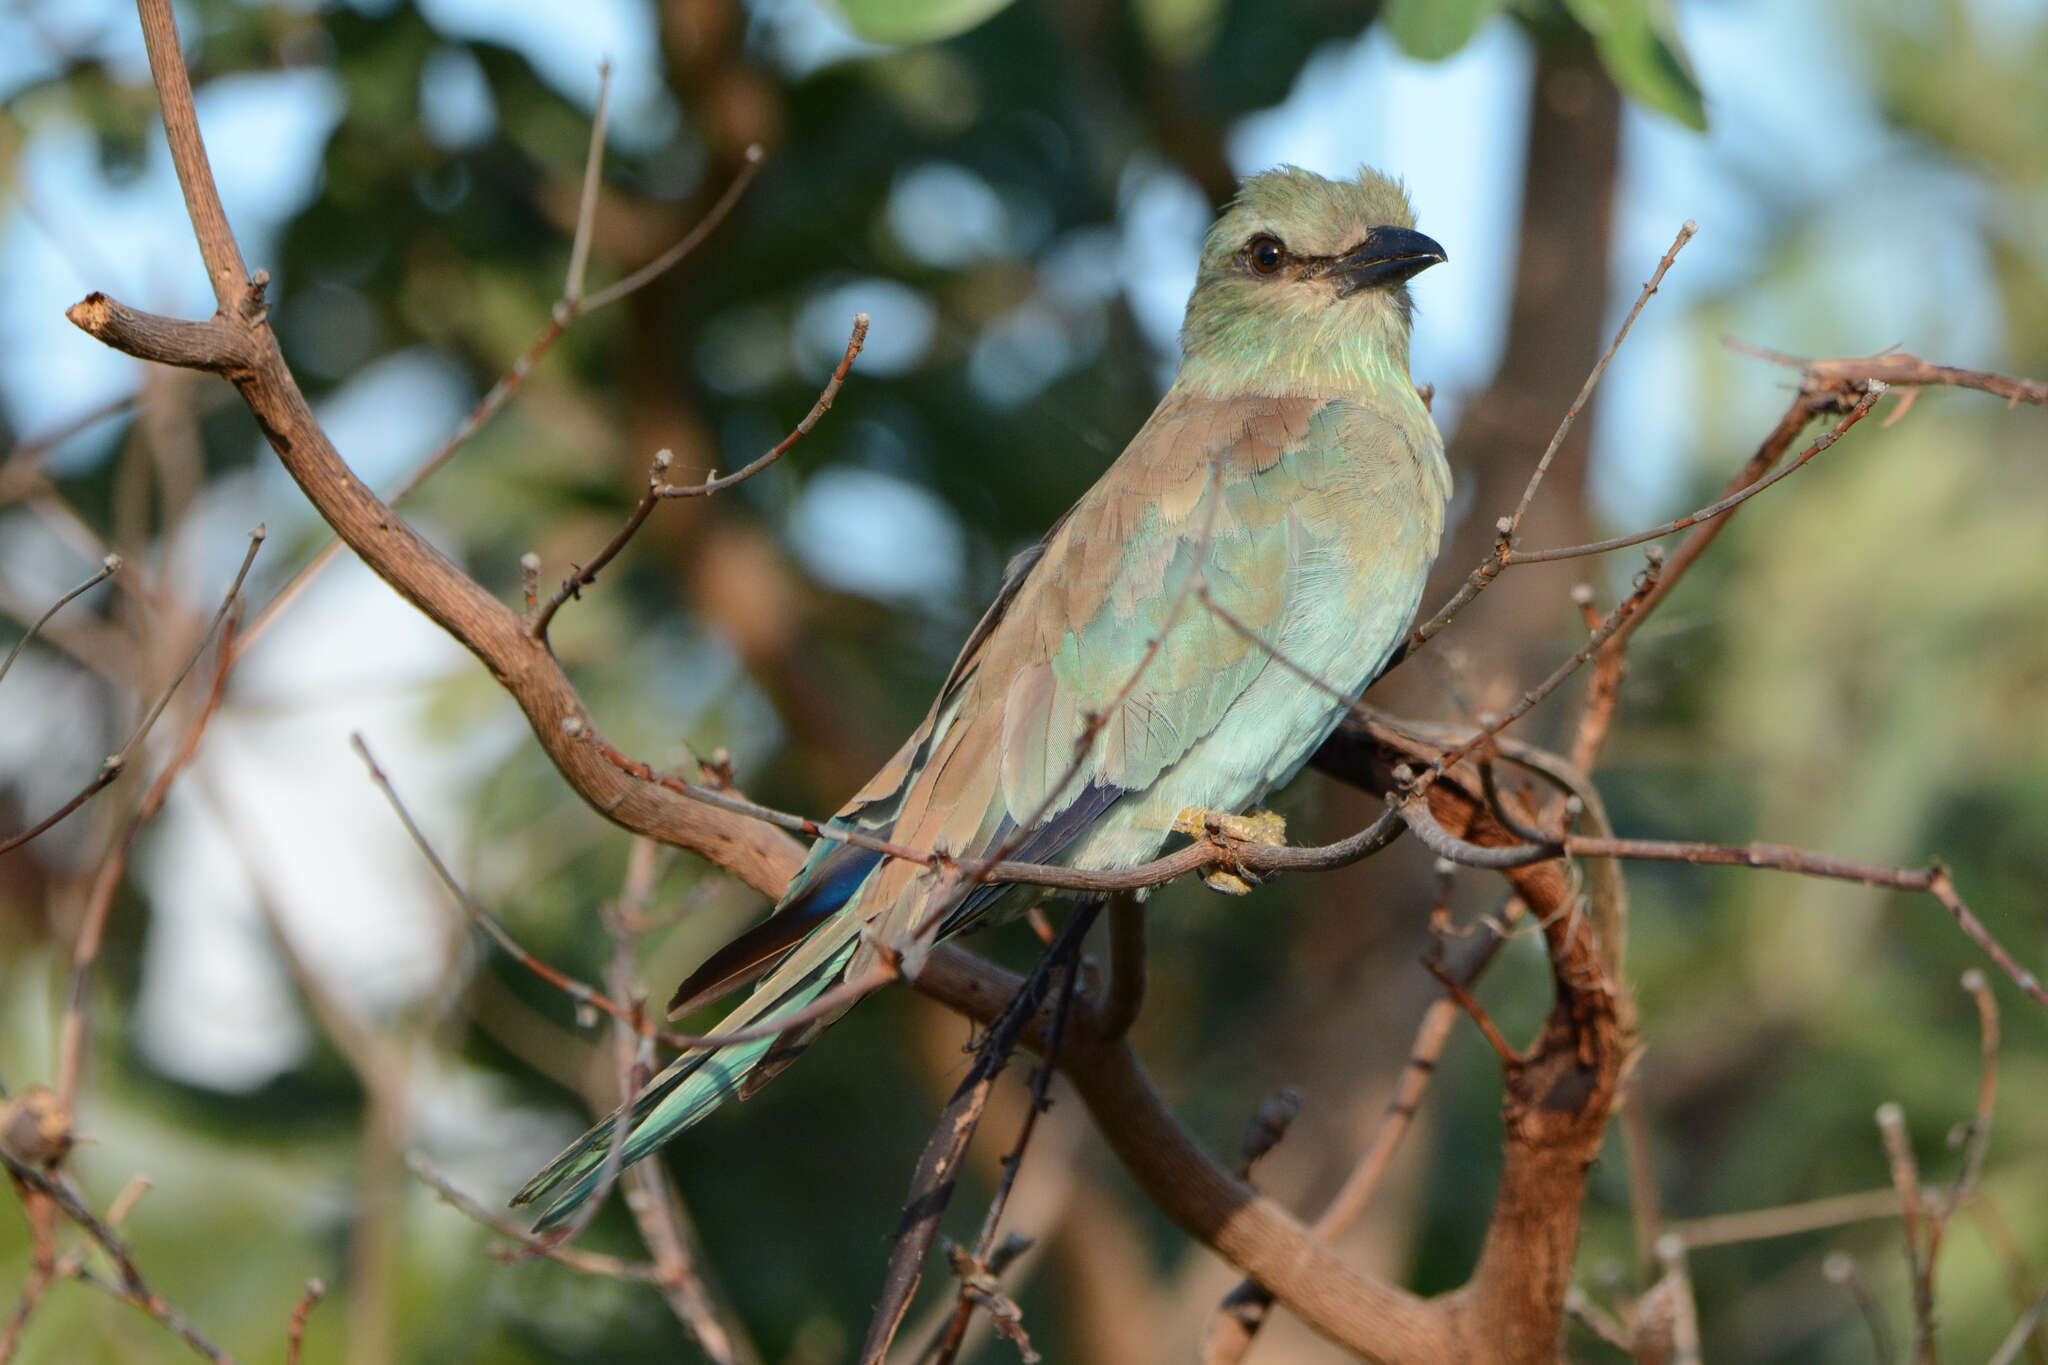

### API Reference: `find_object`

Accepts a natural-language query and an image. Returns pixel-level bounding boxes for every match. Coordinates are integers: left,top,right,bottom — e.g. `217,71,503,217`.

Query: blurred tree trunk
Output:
1248,36,1622,1361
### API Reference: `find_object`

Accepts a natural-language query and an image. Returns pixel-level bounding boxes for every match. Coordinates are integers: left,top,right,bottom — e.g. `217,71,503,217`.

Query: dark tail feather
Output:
668,842,881,1016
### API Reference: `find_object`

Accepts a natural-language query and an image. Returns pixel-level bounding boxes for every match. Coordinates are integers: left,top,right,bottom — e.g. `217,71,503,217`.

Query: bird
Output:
514,165,1450,1229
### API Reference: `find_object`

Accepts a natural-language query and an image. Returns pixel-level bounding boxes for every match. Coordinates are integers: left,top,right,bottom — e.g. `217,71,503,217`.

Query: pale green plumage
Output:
514,166,1450,1229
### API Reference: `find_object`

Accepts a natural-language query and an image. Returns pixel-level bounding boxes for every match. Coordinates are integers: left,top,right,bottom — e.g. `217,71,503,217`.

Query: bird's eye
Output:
1247,234,1286,275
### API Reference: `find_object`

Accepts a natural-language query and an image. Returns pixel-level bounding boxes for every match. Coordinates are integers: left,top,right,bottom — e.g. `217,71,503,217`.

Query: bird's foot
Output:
1172,806,1287,895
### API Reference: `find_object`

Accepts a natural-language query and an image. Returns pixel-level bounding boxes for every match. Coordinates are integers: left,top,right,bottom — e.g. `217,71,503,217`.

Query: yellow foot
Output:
1172,806,1288,895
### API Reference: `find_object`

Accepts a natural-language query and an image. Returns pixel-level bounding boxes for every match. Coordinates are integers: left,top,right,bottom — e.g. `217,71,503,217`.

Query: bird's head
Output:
1178,166,1444,398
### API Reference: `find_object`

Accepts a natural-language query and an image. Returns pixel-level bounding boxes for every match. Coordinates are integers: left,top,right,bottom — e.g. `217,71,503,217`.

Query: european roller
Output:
516,166,1450,1227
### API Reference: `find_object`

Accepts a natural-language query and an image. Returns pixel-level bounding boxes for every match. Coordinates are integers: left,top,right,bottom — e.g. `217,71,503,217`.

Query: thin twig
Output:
928,941,1087,1364
1825,1251,1897,1365
0,554,120,690
1991,1289,2048,1365
284,1278,325,1365
1403,369,1882,657
1726,340,2048,408
1505,221,1696,539
1506,385,1883,564
1929,970,1999,1248
1420,955,1521,1068
233,146,766,658
532,313,867,639
406,1153,662,1281
1428,549,1663,775
54,589,246,1107
562,61,613,306
0,1149,237,1363
1655,1234,1703,1365
580,145,765,313
353,731,899,1054
1877,1101,1937,1365
1666,1188,1912,1249
1,528,259,861
859,901,1102,1364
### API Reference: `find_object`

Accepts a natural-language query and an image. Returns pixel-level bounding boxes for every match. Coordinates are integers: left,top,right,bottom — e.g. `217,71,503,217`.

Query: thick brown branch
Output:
65,293,253,374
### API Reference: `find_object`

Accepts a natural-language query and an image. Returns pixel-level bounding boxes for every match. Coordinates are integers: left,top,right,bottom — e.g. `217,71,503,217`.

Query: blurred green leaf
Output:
829,0,1018,44
1561,0,1706,129
1382,0,1507,60
1134,0,1227,64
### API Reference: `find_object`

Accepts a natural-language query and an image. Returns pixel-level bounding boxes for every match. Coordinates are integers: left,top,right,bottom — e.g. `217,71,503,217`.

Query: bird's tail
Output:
512,919,861,1230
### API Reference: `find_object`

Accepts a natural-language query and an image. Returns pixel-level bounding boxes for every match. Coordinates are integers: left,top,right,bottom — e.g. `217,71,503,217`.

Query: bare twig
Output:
531,313,867,639
0,554,120,690
1654,1234,1703,1365
1824,1251,1896,1365
1928,971,1999,1250
1666,1188,1910,1249
860,901,1101,1365
0,1149,237,1363
355,731,900,1054
54,584,247,1107
233,145,766,658
1403,223,1697,655
1991,1289,2048,1365
562,62,613,306
652,313,868,499
580,145,765,313
1726,341,2048,408
1,528,259,861
1427,549,1663,775
406,1153,662,1282
1505,221,1696,539
1877,1101,1936,1364
284,1278,325,1365
1405,365,1883,655
1506,385,1883,564
927,940,1088,1365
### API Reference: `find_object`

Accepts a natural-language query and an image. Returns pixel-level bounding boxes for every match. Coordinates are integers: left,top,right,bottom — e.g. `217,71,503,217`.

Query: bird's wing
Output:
849,389,1341,942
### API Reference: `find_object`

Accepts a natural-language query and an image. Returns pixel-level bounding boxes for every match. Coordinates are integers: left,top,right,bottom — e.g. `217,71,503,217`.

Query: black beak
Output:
1325,226,1446,295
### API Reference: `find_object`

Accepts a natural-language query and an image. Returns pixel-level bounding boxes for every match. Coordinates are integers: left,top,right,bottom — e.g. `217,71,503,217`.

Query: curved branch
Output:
72,0,802,902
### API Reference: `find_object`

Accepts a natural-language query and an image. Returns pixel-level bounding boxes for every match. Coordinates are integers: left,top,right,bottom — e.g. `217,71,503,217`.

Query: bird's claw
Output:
1173,806,1287,894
